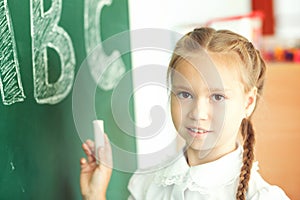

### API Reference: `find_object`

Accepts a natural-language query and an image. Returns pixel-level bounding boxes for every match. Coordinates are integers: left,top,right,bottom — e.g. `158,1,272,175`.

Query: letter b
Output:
30,0,75,104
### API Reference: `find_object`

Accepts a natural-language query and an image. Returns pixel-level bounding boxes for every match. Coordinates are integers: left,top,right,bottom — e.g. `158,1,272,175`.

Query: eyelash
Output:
177,91,192,99
210,94,226,102
176,91,226,102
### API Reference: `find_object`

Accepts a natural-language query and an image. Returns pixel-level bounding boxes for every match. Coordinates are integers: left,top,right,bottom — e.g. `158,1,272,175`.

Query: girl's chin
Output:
178,132,218,150
187,143,213,151
180,133,208,144
183,137,217,151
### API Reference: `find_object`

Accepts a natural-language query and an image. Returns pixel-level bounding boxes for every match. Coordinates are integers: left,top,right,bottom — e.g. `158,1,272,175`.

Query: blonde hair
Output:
168,27,266,200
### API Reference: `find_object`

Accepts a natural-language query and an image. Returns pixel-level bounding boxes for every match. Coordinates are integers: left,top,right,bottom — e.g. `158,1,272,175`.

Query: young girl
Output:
80,27,290,200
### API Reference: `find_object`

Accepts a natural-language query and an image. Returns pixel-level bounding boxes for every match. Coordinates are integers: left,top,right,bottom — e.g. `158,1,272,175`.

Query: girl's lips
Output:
186,127,213,137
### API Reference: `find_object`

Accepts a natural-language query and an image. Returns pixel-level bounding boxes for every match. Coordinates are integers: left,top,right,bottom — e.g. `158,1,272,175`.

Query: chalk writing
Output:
84,0,125,90
10,161,15,171
0,0,26,105
30,0,75,104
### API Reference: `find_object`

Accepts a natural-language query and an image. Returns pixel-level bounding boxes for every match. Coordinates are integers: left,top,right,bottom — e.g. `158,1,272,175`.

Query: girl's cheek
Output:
211,103,226,124
170,96,183,130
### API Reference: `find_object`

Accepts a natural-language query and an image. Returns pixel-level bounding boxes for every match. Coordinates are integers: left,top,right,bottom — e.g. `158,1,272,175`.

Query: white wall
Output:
128,0,251,169
274,0,300,38
129,0,251,30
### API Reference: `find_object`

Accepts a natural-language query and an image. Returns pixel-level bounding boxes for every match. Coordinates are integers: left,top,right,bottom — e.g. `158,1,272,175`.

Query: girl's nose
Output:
188,98,209,121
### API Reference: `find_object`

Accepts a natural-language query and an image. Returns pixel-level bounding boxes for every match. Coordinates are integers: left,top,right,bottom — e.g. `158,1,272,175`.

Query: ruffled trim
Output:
154,170,238,191
153,145,261,193
154,160,259,191
187,177,239,193
154,172,188,187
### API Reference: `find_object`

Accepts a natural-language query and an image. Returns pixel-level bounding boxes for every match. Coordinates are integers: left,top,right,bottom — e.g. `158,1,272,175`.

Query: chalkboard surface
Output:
0,0,136,199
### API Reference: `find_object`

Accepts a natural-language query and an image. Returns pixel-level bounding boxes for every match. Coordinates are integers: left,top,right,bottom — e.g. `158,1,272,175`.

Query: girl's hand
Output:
80,134,113,200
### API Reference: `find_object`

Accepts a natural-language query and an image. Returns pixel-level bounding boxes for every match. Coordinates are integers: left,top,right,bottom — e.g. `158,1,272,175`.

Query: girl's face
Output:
170,53,256,153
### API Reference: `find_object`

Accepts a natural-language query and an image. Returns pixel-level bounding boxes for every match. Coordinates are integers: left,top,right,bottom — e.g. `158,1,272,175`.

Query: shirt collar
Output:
154,145,244,188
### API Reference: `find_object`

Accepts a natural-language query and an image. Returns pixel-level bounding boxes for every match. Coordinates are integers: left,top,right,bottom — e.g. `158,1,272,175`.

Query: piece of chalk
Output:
93,120,105,164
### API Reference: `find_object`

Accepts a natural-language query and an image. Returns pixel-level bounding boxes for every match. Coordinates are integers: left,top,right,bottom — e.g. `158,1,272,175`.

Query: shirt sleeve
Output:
249,171,290,200
127,172,154,200
247,167,291,200
127,173,139,200
249,185,291,200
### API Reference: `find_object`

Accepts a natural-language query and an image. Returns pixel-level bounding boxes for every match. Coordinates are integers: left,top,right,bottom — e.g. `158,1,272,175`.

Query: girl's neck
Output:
185,143,238,166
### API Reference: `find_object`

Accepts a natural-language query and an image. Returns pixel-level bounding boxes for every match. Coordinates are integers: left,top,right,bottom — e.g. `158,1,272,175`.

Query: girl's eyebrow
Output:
172,85,191,90
209,88,233,93
172,85,232,91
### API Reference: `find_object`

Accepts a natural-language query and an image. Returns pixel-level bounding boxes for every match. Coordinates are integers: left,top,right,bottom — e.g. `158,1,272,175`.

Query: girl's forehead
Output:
172,55,243,91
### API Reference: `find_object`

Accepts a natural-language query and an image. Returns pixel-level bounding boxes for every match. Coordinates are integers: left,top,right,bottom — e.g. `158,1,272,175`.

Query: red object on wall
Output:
252,0,274,35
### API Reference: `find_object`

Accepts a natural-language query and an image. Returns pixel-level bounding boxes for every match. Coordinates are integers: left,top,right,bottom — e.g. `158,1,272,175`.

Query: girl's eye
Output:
177,92,192,99
211,94,225,102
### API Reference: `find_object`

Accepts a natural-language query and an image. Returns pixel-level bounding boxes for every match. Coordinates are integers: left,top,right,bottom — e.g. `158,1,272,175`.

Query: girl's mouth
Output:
187,127,212,137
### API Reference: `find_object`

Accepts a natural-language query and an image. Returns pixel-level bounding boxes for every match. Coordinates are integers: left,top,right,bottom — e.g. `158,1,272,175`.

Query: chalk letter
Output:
0,0,26,105
84,0,125,90
30,0,75,104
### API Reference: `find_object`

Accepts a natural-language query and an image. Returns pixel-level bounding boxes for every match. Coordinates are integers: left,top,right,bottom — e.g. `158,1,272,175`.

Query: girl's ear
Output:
245,87,257,117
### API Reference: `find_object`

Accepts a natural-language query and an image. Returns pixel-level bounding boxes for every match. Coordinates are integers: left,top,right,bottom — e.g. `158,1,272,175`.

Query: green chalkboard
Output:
0,0,136,199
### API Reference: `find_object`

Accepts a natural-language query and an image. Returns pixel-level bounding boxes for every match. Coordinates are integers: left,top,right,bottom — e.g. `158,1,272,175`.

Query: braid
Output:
235,41,264,200
236,119,255,200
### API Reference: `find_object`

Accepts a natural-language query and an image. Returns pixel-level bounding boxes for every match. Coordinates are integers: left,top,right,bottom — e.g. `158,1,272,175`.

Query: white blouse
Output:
128,146,290,200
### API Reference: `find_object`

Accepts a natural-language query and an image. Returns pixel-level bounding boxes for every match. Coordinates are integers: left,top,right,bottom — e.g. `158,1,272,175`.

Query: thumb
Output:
98,138,113,170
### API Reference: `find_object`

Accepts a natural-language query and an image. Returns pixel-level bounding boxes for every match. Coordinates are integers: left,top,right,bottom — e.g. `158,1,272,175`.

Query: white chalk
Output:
93,120,105,164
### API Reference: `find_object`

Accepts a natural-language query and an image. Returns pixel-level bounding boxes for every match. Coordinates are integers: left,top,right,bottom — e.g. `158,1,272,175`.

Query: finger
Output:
80,157,98,174
82,143,96,163
85,139,95,153
80,158,87,166
104,134,112,158
98,134,113,169
104,134,112,153
82,143,92,155
93,134,107,164
80,157,97,167
80,158,90,171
